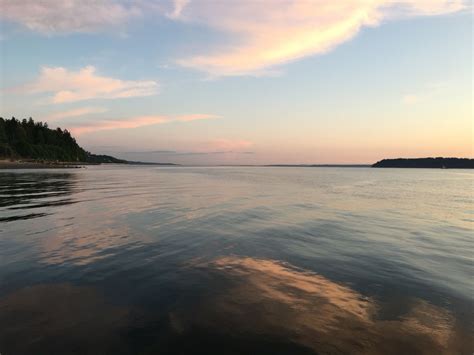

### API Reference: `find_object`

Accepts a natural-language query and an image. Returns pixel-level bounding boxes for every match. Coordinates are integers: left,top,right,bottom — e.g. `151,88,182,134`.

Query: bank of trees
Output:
373,158,474,169
0,117,88,161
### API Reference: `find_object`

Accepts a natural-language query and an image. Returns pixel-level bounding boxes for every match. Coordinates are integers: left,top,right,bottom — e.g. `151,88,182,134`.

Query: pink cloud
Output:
69,113,218,135
175,0,466,76
18,66,159,103
206,139,253,151
46,107,108,121
176,113,219,122
2,0,465,77
70,116,168,135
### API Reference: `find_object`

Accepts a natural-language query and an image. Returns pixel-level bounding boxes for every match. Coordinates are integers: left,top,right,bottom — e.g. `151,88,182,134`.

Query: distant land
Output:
266,164,370,168
373,158,474,169
1,118,472,170
0,117,176,168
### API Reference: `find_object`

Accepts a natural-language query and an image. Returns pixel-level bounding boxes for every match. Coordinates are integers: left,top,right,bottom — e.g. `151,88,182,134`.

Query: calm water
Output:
0,166,472,354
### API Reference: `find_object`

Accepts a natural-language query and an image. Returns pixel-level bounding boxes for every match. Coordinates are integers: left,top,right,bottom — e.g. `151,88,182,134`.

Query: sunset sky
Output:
0,0,471,165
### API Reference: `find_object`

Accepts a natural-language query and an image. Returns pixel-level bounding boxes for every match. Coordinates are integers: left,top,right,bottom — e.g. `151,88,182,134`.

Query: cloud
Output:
175,0,466,76
18,66,159,103
69,113,216,135
207,138,253,151
167,0,190,19
0,0,140,34
125,149,255,156
402,94,420,104
402,82,448,104
70,116,167,135
176,113,219,122
1,1,465,76
46,107,108,121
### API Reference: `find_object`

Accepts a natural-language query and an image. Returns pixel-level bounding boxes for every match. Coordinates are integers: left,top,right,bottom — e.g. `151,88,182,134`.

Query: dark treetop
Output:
0,117,89,162
372,158,474,169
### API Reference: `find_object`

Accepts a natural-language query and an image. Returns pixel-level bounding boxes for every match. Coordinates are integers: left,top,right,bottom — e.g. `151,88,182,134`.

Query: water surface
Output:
0,166,472,354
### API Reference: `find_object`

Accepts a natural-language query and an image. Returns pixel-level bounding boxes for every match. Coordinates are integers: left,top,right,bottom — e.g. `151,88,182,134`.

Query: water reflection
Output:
0,256,471,354
0,258,470,354
0,172,78,222
178,256,466,355
0,283,130,355
0,167,472,354
40,225,137,266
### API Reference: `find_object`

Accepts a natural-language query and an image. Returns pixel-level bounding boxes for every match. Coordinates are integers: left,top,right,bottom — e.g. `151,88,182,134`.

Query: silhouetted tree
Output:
0,118,7,144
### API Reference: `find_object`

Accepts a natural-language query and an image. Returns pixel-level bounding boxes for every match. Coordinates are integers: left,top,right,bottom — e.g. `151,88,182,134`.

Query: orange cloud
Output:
19,66,159,103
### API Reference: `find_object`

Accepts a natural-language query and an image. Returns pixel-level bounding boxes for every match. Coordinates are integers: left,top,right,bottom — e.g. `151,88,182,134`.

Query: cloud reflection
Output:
181,256,464,354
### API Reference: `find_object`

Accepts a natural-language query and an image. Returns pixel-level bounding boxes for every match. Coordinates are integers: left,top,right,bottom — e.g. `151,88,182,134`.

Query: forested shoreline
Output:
373,158,474,169
0,117,88,161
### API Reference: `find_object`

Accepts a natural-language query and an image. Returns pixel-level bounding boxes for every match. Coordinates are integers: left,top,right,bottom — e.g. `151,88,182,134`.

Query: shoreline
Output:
0,160,87,169
2,160,473,170
0,160,175,169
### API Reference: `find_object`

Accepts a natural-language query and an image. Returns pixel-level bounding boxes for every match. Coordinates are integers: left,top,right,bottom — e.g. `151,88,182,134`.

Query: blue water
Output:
0,166,472,354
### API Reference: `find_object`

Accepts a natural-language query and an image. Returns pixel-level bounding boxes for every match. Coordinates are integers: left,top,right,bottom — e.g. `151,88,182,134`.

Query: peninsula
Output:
372,158,474,169
0,117,175,168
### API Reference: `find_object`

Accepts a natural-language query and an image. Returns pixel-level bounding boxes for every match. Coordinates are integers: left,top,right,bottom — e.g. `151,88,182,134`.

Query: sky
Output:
0,0,472,165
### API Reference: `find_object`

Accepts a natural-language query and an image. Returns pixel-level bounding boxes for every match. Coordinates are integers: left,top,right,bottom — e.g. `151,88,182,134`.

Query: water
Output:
0,166,472,354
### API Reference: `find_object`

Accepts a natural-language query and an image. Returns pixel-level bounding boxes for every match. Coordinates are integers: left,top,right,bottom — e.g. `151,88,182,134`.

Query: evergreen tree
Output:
0,118,7,144
0,117,88,161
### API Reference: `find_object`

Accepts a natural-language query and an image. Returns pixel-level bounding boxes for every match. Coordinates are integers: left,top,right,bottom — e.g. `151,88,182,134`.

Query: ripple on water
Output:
0,167,472,354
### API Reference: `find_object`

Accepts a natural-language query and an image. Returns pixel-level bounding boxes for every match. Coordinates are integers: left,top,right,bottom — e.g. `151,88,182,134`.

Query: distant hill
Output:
0,117,175,165
267,164,370,168
85,154,175,165
373,158,474,169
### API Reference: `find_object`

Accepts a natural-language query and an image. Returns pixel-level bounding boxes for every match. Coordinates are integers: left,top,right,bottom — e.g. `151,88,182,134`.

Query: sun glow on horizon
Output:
0,0,471,164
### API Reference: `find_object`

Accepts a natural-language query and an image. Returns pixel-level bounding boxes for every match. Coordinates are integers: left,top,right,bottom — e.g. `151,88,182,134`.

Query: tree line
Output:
372,158,474,169
0,117,88,161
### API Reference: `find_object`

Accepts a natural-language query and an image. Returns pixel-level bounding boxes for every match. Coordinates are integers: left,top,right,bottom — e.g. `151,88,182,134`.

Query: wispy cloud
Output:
176,0,466,76
402,95,420,104
0,0,140,34
125,149,255,156
176,113,219,122
17,66,159,103
46,107,108,121
206,138,253,151
70,116,167,135
402,82,448,105
69,113,217,135
167,0,190,19
1,1,466,77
